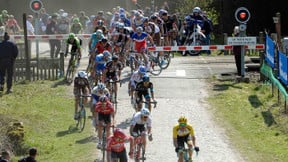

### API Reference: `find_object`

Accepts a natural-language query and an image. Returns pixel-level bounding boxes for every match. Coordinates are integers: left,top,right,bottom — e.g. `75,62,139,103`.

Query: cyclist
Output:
135,75,155,112
128,65,147,103
94,19,108,37
106,128,134,162
103,55,123,102
95,96,115,149
129,108,152,160
159,9,178,46
73,71,91,120
94,50,111,84
65,33,82,68
94,37,112,55
173,116,199,162
87,29,104,73
91,83,110,130
131,26,154,68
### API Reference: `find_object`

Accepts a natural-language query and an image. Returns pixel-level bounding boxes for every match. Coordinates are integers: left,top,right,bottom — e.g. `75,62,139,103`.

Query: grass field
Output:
1,76,288,161
207,80,288,162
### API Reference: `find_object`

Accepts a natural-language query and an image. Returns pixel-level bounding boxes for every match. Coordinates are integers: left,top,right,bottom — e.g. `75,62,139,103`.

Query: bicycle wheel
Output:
76,107,86,132
134,144,140,162
149,60,162,76
140,145,146,162
159,52,171,69
66,61,76,83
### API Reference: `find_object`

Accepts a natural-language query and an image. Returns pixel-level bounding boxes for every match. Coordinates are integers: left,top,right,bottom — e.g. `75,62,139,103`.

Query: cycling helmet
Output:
103,50,111,57
141,108,150,116
97,83,106,90
96,29,103,36
138,65,146,74
101,37,108,42
143,17,149,22
159,9,168,16
178,116,187,124
142,75,150,82
193,7,201,14
120,14,126,19
68,33,75,39
150,14,157,20
185,15,191,21
73,18,80,23
112,55,119,61
97,20,104,26
136,26,143,33
118,23,125,29
99,96,107,102
113,128,127,139
77,71,87,78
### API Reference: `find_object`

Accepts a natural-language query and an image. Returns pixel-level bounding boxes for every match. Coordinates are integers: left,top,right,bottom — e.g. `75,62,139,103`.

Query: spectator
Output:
0,150,11,162
79,11,89,31
26,15,35,35
0,32,18,94
46,13,61,58
6,15,21,35
0,10,9,26
232,26,242,76
18,147,38,162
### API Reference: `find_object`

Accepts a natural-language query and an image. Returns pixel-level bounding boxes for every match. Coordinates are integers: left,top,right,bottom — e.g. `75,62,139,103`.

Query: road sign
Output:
227,37,257,46
30,0,43,13
235,7,250,24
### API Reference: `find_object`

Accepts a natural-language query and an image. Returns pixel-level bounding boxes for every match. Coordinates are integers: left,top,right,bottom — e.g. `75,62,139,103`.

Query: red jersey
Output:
94,101,114,114
95,42,112,54
106,135,132,152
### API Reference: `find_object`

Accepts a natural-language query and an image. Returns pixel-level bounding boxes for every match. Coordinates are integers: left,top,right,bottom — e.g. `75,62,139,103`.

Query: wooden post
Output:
23,13,31,81
59,52,65,78
259,32,266,82
223,33,228,55
275,12,282,52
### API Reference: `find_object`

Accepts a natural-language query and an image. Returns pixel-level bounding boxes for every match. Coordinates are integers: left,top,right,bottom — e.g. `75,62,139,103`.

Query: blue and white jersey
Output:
131,32,148,43
95,54,107,70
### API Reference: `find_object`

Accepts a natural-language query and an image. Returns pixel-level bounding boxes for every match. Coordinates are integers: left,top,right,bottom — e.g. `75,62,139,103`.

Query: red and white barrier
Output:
9,34,91,40
147,44,265,51
7,34,265,51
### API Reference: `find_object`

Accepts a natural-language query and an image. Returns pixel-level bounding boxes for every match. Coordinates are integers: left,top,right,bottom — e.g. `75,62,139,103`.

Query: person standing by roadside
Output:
18,147,38,162
46,13,61,58
0,32,18,94
0,150,11,162
26,15,35,35
232,26,242,76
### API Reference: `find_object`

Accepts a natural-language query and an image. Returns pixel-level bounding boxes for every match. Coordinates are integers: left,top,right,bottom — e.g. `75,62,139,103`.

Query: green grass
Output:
0,80,97,162
208,80,288,162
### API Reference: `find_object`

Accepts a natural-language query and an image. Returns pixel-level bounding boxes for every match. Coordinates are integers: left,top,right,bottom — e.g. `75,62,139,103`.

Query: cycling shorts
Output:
111,149,128,161
98,113,112,124
74,87,89,97
136,91,150,104
106,72,118,82
176,134,192,152
132,123,145,134
135,42,147,53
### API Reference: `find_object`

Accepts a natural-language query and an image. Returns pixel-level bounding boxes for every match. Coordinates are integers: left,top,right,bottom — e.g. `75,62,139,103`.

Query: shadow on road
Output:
75,135,97,144
116,118,131,130
56,125,80,137
212,83,242,91
51,78,70,88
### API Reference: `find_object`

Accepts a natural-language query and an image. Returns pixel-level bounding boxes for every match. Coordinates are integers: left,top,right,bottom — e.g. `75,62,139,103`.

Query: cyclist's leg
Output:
177,136,186,162
118,149,128,162
97,113,104,147
104,114,112,138
141,126,147,155
135,92,143,112
73,87,80,119
144,93,151,112
186,135,194,160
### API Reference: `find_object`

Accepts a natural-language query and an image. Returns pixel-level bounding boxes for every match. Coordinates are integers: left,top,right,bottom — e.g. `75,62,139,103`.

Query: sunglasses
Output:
179,123,186,127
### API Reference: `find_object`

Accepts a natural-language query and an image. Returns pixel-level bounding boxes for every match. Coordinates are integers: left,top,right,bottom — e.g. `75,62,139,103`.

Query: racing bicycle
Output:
65,51,79,84
75,94,91,132
177,145,200,162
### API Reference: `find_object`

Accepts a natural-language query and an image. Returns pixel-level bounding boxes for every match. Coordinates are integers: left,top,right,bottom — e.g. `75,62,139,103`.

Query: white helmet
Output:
193,7,201,14
141,108,150,116
97,83,106,90
77,71,87,78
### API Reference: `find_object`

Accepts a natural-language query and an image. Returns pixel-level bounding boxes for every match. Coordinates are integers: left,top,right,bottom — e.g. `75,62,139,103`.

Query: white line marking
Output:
176,70,186,77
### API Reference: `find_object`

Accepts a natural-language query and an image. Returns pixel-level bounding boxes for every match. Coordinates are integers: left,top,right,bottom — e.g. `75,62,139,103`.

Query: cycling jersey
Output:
90,32,104,51
106,136,131,152
91,87,110,104
95,41,112,54
131,32,149,53
130,112,152,127
94,100,114,114
135,81,153,93
130,71,144,88
95,53,110,71
66,37,81,53
73,77,90,96
173,124,195,138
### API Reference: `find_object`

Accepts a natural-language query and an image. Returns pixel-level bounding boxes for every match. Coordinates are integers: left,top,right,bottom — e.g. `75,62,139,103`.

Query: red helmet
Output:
113,128,127,139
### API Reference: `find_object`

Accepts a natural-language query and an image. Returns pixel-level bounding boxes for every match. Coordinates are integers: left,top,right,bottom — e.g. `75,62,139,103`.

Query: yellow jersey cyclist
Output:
173,116,199,162
65,33,82,67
